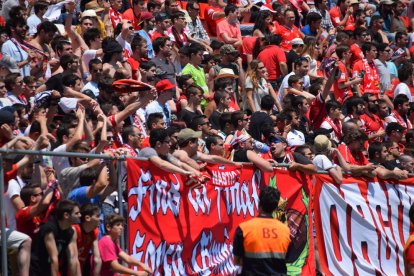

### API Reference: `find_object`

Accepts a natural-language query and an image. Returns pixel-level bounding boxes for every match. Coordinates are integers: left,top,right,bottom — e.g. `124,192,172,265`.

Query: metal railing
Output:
0,148,328,276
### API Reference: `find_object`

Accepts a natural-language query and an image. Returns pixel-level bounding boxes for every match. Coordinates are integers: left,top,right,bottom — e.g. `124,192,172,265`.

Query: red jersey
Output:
360,113,384,142
122,8,141,31
329,6,354,30
337,144,369,166
309,94,327,129
349,43,364,67
333,61,352,104
150,31,167,41
275,24,302,51
109,7,123,29
352,59,381,95
16,206,42,240
72,224,99,267
204,6,224,37
241,36,257,64
257,45,287,81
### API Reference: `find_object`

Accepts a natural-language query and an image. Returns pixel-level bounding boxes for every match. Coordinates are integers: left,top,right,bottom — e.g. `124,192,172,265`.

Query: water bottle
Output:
253,140,270,153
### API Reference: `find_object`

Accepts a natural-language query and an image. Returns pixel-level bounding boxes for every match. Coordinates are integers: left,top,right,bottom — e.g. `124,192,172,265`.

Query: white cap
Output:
58,97,78,114
81,9,97,18
291,38,304,46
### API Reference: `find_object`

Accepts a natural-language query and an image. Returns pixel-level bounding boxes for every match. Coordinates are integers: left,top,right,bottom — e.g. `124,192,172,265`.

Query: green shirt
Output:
181,63,209,94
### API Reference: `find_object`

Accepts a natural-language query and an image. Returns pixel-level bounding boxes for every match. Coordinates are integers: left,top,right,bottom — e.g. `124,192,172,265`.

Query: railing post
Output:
117,159,125,252
0,155,8,276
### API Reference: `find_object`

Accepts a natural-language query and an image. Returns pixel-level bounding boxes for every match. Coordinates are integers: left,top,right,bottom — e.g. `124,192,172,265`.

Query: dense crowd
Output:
1,0,414,274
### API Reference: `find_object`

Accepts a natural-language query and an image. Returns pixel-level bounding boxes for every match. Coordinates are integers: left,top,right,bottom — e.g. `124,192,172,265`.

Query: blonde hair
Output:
246,59,262,92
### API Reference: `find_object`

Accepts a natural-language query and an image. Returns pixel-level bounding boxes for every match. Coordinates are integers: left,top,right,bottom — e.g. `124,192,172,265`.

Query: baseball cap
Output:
0,55,20,74
140,12,153,22
155,12,170,22
313,135,332,153
268,134,287,144
220,44,238,55
81,9,98,18
291,38,304,46
155,79,176,93
177,128,201,144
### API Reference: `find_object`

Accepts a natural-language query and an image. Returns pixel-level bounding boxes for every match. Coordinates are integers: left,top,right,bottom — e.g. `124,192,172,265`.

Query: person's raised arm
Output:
114,89,156,125
65,105,86,150
86,165,110,199
94,114,108,154
246,150,274,172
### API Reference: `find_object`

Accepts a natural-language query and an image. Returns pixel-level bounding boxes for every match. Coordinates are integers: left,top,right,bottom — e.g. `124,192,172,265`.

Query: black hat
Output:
386,122,406,135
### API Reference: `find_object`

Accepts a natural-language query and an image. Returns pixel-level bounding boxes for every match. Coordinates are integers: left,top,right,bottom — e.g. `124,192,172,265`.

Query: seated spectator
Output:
98,214,152,275
216,5,242,48
204,0,225,37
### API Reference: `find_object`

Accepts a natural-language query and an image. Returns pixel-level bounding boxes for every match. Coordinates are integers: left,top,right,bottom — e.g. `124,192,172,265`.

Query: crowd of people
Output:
1,0,414,274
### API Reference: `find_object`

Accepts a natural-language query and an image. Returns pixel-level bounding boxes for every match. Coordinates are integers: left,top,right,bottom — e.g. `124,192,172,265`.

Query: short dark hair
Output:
83,28,101,47
171,11,185,22
214,77,233,92
104,214,124,231
20,184,41,206
259,186,280,213
80,203,101,222
149,128,169,148
186,84,203,98
62,73,80,87
398,61,413,82
224,4,237,16
34,1,49,14
37,21,58,35
361,42,376,56
219,112,232,130
139,60,156,70
121,125,138,142
205,135,223,151
231,111,245,128
368,141,384,160
345,96,364,114
153,37,170,53
88,58,102,71
147,113,164,130
261,95,275,111
213,90,228,105
395,31,408,43
4,73,21,90
131,35,147,52
55,200,79,221
306,12,322,25
60,54,78,70
326,100,341,113
336,44,350,59
79,164,106,187
187,43,205,58
394,94,409,109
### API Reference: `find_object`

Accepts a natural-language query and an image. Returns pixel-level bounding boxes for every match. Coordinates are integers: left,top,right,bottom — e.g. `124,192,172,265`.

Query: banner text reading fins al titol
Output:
126,159,314,275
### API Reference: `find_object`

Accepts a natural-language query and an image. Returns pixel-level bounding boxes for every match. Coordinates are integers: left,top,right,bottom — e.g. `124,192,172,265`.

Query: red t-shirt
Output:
241,36,257,64
333,61,352,104
406,242,414,264
257,45,287,81
73,224,99,267
216,19,242,43
127,56,140,80
352,59,381,95
329,6,354,30
16,206,41,240
350,43,364,68
275,25,302,51
122,8,141,31
337,144,369,166
309,93,327,129
360,113,384,142
204,6,224,37
150,31,167,41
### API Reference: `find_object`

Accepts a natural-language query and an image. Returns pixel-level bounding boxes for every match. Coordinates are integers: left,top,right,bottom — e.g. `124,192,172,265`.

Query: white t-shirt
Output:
245,76,270,111
5,176,27,230
312,154,336,171
82,49,98,73
52,144,69,178
278,72,310,105
394,82,412,102
82,81,100,97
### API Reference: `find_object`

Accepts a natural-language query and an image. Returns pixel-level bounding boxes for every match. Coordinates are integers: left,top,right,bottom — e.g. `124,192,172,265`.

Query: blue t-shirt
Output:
68,186,101,205
301,25,317,36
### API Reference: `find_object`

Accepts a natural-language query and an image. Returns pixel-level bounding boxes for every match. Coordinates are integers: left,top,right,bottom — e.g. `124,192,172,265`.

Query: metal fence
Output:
0,148,328,276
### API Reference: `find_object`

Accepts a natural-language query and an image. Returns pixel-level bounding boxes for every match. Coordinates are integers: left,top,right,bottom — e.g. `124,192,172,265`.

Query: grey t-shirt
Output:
138,147,181,165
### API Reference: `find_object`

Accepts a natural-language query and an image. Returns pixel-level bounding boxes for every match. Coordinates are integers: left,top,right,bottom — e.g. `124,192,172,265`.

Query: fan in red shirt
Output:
151,13,171,41
275,9,303,52
127,35,149,80
329,0,354,30
336,130,376,177
352,42,381,96
360,93,386,142
333,45,361,104
349,28,370,67
204,0,225,37
122,0,146,31
257,35,288,84
72,204,101,275
16,182,57,240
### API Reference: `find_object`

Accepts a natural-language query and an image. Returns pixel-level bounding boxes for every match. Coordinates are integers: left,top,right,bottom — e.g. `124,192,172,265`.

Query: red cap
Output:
155,79,176,93
140,12,153,22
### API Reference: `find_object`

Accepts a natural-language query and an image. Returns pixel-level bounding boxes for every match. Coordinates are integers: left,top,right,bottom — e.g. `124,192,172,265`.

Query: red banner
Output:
313,175,414,276
127,160,314,275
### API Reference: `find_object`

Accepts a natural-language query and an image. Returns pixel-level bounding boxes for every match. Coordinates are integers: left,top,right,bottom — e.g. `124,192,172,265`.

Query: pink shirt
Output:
216,19,241,43
98,235,122,276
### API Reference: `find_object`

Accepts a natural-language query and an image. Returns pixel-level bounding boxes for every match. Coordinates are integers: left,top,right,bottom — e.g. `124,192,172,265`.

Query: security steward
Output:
233,186,292,275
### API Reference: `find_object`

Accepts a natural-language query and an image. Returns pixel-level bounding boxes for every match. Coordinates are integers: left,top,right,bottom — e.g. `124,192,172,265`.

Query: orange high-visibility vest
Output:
239,217,291,260
404,234,414,275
